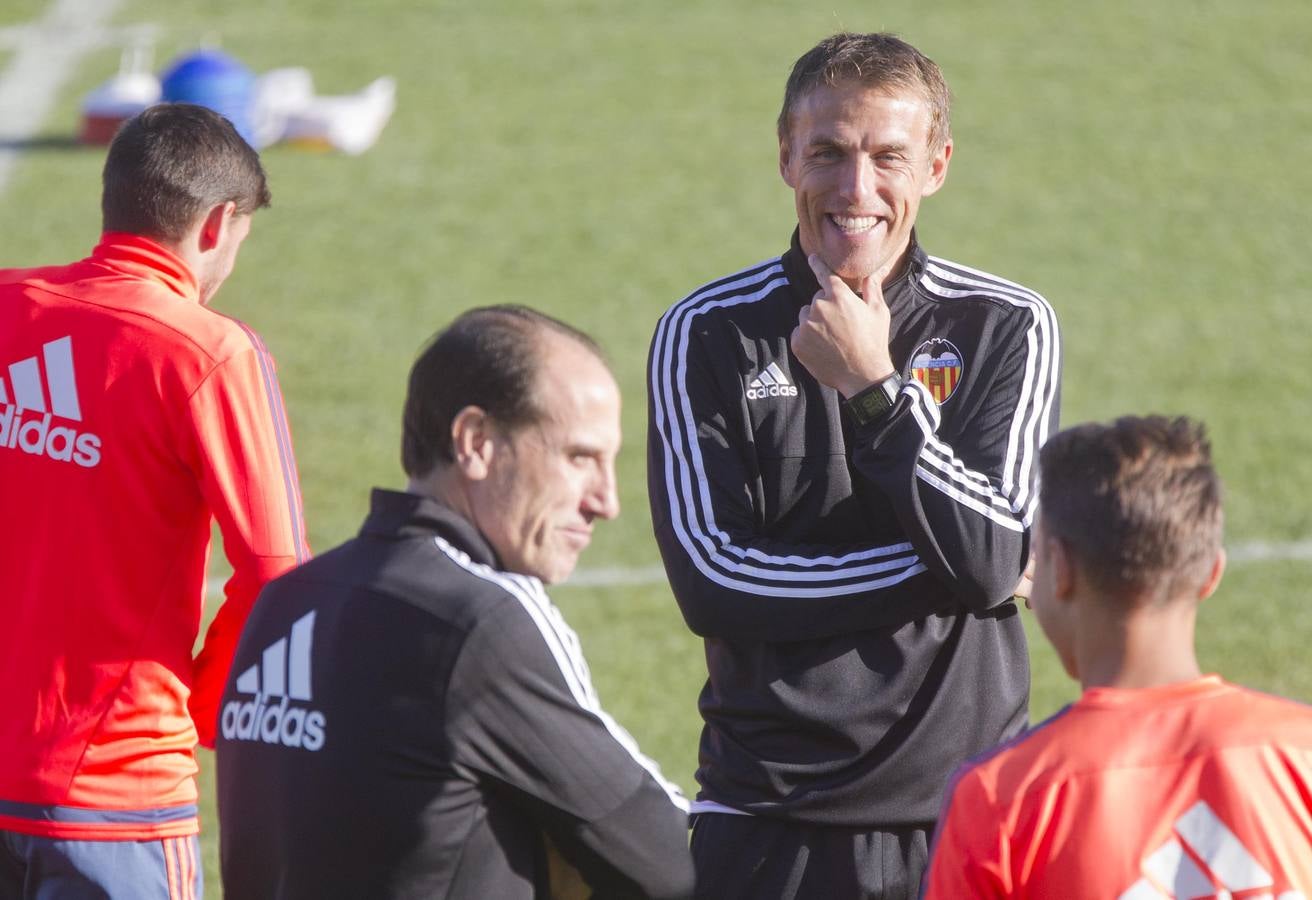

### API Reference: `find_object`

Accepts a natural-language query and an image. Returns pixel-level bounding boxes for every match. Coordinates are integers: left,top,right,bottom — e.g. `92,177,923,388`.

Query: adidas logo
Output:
220,611,327,752
1118,800,1305,899
746,362,799,400
0,335,102,468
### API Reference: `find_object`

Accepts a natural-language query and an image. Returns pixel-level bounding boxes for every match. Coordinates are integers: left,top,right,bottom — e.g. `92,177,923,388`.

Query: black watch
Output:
843,373,903,426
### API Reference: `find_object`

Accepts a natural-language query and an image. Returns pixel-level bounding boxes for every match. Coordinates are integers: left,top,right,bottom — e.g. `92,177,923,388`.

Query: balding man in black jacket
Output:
219,306,693,900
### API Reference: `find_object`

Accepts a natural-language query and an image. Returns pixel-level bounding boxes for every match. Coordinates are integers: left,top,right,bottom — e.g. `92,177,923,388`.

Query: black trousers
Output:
690,813,931,900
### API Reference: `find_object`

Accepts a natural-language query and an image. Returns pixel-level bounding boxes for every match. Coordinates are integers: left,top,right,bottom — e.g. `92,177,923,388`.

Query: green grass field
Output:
3,0,1310,891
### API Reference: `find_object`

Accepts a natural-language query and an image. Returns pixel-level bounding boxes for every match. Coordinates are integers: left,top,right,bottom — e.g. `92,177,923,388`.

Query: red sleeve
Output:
924,767,1009,899
185,339,309,747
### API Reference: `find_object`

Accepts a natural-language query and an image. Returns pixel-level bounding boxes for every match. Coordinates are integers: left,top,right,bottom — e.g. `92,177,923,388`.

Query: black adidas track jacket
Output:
647,231,1061,826
217,490,693,900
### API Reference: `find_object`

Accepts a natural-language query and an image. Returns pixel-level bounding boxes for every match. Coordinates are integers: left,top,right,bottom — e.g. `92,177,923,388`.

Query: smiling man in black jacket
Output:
220,306,693,899
647,32,1062,899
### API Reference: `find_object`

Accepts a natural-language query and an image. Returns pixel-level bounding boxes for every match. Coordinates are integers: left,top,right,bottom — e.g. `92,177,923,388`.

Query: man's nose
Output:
838,156,876,204
585,463,620,521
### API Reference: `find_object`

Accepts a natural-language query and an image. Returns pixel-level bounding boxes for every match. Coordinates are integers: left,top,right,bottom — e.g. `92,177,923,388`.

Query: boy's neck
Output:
1076,595,1202,691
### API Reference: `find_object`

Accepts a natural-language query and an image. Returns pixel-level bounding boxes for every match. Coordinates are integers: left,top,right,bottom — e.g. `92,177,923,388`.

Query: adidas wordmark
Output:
0,336,102,467
746,362,798,400
221,611,327,752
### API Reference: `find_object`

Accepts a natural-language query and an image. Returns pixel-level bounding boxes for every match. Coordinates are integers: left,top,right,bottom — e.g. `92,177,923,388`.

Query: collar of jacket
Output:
779,226,928,309
359,488,500,569
90,232,201,303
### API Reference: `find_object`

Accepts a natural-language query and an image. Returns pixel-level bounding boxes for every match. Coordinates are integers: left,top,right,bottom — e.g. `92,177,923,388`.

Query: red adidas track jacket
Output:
0,233,308,840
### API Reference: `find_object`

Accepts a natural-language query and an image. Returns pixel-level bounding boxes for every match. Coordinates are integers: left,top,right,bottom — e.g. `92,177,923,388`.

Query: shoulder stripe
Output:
432,537,689,811
685,256,782,298
233,322,309,563
650,260,929,595
915,258,1061,524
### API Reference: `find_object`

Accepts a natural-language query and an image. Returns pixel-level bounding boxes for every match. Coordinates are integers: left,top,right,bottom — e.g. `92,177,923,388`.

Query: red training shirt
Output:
925,676,1312,898
0,233,308,840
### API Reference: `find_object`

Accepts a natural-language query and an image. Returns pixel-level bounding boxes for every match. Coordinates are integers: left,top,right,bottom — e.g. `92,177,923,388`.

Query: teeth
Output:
829,214,881,233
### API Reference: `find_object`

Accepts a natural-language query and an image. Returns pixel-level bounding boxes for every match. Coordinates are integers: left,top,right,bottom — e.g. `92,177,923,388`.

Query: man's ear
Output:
921,139,952,198
198,201,237,252
1198,547,1227,602
779,134,796,188
1050,533,1077,601
449,405,496,481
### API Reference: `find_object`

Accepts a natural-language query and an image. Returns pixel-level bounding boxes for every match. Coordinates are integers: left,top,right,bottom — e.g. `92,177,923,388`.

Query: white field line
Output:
205,564,670,597
556,565,670,587
0,0,122,193
1226,539,1312,565
202,541,1312,598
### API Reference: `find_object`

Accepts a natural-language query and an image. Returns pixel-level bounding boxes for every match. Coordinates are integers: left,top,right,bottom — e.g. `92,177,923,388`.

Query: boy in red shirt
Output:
925,415,1312,899
0,104,308,898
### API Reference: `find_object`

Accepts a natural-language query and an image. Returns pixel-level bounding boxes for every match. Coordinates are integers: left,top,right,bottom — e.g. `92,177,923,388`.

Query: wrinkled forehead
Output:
789,82,934,143
522,336,620,438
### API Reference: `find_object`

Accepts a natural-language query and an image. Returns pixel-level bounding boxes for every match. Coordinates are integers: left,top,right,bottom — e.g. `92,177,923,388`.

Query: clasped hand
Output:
789,254,897,398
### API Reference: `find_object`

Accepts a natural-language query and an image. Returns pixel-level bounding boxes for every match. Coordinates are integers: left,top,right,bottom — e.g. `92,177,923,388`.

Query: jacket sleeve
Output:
185,339,310,748
852,299,1062,612
648,296,957,643
448,584,694,900
923,766,1009,899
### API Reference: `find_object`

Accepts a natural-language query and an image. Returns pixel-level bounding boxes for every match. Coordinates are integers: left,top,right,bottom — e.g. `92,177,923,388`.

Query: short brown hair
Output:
102,103,271,243
401,305,606,479
1038,415,1223,603
778,32,952,151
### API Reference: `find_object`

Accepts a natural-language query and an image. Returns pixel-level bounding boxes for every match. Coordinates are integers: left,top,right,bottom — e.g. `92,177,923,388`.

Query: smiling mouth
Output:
828,214,883,235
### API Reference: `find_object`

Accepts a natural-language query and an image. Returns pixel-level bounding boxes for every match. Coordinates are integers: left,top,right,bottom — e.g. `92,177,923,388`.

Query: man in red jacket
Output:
925,415,1312,898
0,103,308,898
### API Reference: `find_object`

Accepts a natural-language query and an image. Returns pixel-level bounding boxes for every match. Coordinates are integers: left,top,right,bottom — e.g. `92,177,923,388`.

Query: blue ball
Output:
160,50,257,147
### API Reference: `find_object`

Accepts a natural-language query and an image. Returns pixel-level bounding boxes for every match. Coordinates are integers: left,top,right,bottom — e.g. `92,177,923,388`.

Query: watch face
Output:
845,373,905,425
860,392,889,416
847,377,897,425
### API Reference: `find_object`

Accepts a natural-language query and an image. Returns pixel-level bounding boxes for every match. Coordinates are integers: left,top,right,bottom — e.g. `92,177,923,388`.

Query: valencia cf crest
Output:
910,338,964,405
